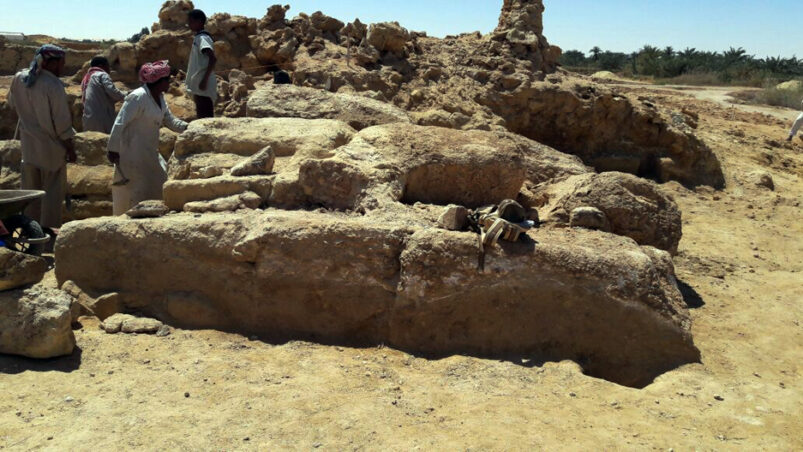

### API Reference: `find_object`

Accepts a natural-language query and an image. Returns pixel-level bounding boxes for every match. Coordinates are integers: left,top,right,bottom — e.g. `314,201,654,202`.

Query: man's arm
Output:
48,83,77,162
100,72,128,102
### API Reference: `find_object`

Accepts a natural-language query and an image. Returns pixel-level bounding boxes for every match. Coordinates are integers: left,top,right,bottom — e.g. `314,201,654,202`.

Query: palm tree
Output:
589,46,602,62
663,46,674,58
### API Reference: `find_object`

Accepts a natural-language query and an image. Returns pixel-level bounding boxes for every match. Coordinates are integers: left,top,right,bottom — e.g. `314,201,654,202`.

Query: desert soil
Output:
1,83,802,450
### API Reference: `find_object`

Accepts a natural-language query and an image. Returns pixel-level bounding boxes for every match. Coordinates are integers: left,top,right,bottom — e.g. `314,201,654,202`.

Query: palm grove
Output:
560,46,803,86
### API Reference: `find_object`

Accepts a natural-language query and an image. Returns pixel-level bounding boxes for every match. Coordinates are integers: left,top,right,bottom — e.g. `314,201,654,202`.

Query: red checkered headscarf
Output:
139,60,171,84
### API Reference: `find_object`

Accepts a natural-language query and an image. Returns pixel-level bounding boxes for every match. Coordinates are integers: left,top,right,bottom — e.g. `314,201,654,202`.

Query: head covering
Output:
81,67,107,103
139,60,171,84
23,44,66,88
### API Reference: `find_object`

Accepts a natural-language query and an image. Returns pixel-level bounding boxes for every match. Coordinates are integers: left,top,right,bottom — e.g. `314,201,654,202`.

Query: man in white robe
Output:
8,44,76,229
107,60,188,215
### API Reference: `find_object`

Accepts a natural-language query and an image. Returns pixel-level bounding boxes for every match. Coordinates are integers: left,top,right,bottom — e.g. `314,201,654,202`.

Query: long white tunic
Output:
82,71,127,133
8,69,76,171
108,85,187,215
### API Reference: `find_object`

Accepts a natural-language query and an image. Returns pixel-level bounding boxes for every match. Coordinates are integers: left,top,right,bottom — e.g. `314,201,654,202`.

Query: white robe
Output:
108,85,187,215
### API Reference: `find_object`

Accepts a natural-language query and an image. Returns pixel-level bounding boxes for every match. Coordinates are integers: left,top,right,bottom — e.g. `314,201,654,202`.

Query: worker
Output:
786,99,803,142
81,56,128,133
186,9,217,118
107,60,188,215
8,44,76,232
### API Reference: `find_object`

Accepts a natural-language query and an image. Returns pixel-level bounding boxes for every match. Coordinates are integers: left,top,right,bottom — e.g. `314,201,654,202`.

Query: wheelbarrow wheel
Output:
3,214,46,256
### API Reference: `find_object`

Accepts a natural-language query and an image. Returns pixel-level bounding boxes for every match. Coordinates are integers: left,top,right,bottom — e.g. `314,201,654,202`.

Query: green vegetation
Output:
560,46,803,88
731,85,803,110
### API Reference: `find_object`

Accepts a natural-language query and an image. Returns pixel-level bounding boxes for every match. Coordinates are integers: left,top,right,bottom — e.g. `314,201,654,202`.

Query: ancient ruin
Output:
0,0,723,388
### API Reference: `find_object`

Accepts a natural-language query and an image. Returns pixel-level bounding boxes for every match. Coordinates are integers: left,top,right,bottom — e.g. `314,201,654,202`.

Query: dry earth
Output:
0,82,801,450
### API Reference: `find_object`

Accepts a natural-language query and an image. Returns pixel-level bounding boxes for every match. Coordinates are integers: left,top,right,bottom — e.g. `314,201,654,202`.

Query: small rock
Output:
714,395,724,401
91,293,122,321
102,314,164,335
126,200,170,218
184,392,190,398
230,146,275,176
156,324,172,337
437,205,468,231
570,206,610,231
746,171,774,190
64,396,74,403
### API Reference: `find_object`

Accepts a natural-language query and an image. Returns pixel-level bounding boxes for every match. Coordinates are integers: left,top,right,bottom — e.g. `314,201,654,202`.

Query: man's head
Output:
139,60,173,94
41,56,66,77
90,56,111,73
188,9,207,32
25,44,66,85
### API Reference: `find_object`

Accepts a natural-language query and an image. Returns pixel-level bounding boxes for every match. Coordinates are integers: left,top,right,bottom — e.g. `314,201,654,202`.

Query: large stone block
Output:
56,211,699,387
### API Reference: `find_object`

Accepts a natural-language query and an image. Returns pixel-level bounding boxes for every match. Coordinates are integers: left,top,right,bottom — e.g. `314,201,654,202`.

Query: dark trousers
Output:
193,95,214,119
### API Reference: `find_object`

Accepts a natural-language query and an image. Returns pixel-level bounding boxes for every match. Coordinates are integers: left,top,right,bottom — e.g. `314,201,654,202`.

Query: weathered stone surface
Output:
0,248,48,291
74,132,109,166
56,211,699,387
230,146,275,176
156,0,194,31
102,313,163,334
367,22,411,55
173,117,355,159
569,206,609,231
184,191,262,213
61,280,121,320
0,286,75,358
746,170,775,190
531,172,683,254
126,200,170,219
0,140,21,189
162,175,273,211
437,205,469,231
67,164,113,197
307,123,586,210
246,84,411,130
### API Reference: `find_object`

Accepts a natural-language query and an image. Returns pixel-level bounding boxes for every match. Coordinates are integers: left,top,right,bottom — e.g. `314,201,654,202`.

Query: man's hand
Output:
107,151,120,165
63,139,77,163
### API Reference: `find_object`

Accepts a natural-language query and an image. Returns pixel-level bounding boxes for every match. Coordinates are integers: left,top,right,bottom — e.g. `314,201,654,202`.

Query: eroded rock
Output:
0,248,48,291
246,84,411,130
531,172,683,254
102,313,164,334
127,200,170,219
56,210,699,387
0,286,75,358
230,146,275,176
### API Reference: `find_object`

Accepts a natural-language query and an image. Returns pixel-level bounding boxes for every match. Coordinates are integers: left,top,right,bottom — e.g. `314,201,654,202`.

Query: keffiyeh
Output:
23,44,66,88
139,60,172,84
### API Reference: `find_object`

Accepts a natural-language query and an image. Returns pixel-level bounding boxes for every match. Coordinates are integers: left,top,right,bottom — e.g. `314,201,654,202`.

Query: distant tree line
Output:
560,46,803,85
128,27,151,44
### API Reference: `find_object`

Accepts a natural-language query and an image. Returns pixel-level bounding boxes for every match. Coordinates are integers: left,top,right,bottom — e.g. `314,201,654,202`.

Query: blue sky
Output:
0,1,797,58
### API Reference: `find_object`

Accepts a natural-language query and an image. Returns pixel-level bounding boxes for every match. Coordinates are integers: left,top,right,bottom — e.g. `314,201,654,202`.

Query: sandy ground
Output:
1,84,802,450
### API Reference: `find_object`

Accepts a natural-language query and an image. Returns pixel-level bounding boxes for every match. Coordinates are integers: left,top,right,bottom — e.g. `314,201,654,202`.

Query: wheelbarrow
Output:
0,190,51,256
